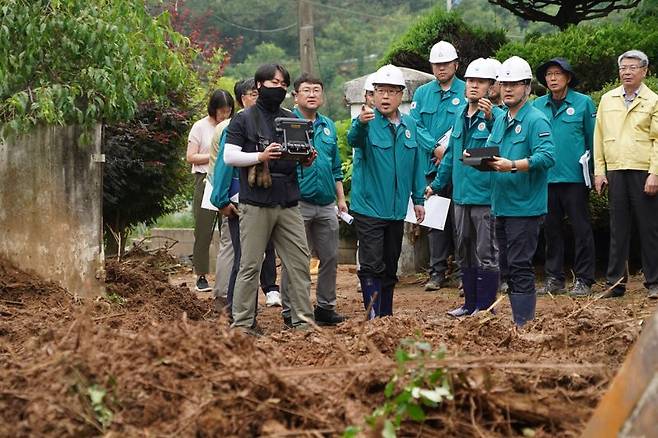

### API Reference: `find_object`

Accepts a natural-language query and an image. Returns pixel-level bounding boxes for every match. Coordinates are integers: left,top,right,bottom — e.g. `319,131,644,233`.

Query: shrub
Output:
0,0,196,136
103,97,193,255
495,19,658,93
380,8,507,77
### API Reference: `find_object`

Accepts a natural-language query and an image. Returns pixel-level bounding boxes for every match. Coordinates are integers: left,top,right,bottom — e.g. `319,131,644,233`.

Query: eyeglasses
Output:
374,88,403,96
297,87,323,96
545,71,565,78
619,65,644,72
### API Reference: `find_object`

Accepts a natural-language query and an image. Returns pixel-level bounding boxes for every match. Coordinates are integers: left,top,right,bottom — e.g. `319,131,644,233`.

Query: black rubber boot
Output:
360,277,381,320
379,285,394,316
447,267,477,317
474,269,500,313
509,292,536,326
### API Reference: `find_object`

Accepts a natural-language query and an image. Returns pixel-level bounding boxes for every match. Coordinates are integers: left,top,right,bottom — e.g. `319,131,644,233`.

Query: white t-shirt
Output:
188,116,217,174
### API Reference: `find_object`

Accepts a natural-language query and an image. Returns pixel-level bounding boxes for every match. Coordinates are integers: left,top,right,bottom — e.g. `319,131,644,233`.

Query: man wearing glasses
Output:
278,73,347,327
348,64,426,318
534,58,597,297
594,50,658,299
487,56,555,326
410,40,465,292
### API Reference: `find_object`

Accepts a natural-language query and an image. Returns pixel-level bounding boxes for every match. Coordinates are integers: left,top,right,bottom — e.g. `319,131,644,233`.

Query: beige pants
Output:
231,203,313,328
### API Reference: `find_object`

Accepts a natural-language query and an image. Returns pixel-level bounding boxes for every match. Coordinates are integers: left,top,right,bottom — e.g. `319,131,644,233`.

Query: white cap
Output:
486,58,503,79
363,73,375,92
464,58,498,80
429,41,458,63
371,64,406,88
498,56,532,82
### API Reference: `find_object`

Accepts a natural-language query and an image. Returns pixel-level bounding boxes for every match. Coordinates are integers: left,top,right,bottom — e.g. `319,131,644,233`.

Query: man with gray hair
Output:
594,49,658,299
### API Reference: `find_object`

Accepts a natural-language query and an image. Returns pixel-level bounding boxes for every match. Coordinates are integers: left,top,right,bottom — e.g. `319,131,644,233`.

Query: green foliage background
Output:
0,0,196,137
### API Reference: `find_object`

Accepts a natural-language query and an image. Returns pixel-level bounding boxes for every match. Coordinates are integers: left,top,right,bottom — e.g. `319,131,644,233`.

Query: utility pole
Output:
298,0,319,77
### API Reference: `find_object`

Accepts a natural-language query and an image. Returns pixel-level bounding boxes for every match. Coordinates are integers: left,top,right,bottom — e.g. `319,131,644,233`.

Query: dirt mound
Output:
1,256,656,437
104,249,209,325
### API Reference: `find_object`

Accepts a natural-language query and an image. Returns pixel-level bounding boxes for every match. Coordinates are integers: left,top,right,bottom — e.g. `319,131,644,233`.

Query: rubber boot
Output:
474,269,500,314
360,277,381,320
447,267,477,317
379,284,394,317
509,292,536,326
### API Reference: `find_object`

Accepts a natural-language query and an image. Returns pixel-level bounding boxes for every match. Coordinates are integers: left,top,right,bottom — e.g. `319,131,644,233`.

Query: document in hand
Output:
579,150,592,188
201,179,219,212
436,128,452,149
404,196,451,230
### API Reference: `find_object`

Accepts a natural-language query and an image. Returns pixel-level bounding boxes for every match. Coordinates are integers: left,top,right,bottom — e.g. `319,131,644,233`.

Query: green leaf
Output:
407,403,426,422
342,426,360,438
384,379,396,398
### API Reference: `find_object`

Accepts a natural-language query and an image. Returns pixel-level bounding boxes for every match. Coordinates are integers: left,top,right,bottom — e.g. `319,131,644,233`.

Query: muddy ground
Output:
1,249,656,437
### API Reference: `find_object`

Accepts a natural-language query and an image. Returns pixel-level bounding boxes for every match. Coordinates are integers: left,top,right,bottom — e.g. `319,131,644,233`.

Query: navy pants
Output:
496,216,542,295
353,212,404,289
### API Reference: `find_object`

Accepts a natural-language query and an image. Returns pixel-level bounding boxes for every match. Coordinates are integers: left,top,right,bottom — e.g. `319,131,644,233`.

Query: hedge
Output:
495,19,658,93
380,8,507,77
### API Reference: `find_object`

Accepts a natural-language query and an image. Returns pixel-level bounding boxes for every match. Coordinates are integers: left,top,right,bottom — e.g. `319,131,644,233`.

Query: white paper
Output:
230,193,239,203
335,206,354,225
201,179,219,211
579,150,591,188
404,196,451,230
437,128,452,149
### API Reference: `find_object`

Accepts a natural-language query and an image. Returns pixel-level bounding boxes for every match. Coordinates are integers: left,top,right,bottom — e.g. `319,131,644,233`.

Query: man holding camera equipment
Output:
223,64,316,333
348,64,425,318
425,58,504,318
278,74,347,327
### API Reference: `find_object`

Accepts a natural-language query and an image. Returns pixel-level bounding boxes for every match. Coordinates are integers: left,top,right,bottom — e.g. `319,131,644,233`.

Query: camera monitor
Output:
274,117,314,160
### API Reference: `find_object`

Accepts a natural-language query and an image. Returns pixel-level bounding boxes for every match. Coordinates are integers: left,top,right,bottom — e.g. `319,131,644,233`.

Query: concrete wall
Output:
0,125,104,297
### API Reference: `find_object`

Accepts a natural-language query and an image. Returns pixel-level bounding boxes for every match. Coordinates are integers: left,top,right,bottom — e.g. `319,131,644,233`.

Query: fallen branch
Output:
565,277,624,319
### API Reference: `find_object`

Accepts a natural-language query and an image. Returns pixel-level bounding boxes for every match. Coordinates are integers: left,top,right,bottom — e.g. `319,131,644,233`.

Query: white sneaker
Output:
265,291,282,307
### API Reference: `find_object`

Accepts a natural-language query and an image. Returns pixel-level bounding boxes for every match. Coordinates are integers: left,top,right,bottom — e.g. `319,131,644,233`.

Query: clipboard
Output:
460,146,499,172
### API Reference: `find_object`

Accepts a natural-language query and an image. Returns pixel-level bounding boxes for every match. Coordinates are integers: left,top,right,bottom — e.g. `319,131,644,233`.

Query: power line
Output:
283,0,400,21
212,12,297,33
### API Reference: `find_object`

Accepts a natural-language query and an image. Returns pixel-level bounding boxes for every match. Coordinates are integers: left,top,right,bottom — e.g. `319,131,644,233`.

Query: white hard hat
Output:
486,58,503,79
464,58,498,80
498,56,533,82
363,73,375,92
429,41,458,63
371,64,406,88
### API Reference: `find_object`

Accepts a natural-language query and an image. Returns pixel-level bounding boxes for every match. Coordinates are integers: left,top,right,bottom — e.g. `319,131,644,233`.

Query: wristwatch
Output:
510,160,517,173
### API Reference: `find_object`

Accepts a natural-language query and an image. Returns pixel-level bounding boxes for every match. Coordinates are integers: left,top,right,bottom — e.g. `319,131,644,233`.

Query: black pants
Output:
226,214,278,313
544,183,596,285
607,170,658,288
497,216,542,294
353,212,404,289
427,183,459,280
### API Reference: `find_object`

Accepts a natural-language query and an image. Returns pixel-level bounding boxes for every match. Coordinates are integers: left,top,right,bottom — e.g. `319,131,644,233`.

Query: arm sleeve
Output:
650,100,658,175
331,131,343,181
528,118,555,171
593,102,606,176
347,117,368,149
211,131,233,209
411,128,426,206
224,143,260,167
584,98,596,174
410,92,437,154
431,136,454,192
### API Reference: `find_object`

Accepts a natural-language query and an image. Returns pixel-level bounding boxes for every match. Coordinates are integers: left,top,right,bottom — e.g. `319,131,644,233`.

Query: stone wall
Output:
0,125,104,297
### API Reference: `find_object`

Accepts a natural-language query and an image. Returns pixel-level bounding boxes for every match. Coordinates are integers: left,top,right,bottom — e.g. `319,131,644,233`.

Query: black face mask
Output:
258,85,286,111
